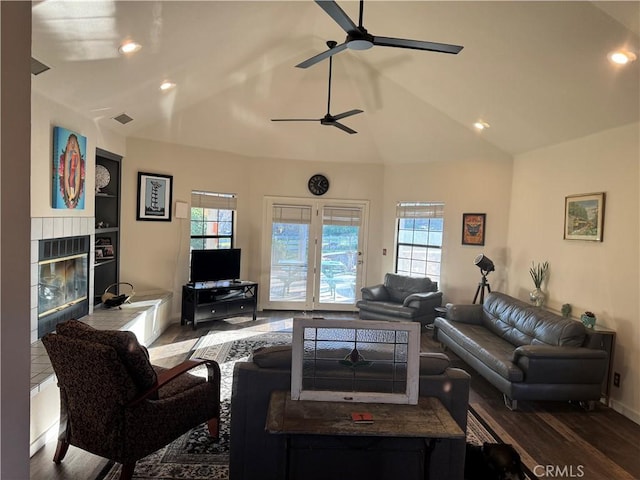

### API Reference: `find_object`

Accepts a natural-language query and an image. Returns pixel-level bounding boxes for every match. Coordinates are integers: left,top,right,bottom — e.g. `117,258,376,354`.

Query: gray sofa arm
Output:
445,303,484,325
513,345,607,384
403,291,443,310
360,284,388,301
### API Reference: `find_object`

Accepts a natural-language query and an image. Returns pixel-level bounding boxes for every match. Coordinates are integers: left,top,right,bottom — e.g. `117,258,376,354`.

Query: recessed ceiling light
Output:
474,121,490,131
160,81,176,91
118,41,142,55
608,50,637,65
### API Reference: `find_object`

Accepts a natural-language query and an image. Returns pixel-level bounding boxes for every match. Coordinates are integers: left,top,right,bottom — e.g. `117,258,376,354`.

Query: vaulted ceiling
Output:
31,1,639,165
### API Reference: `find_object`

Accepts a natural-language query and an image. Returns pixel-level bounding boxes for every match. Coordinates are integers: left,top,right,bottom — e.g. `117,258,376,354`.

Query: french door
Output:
262,197,368,311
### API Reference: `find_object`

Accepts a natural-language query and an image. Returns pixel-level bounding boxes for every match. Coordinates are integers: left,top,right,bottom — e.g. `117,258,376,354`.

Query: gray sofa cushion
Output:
251,345,292,369
385,273,436,303
419,352,450,375
436,319,524,382
482,292,586,347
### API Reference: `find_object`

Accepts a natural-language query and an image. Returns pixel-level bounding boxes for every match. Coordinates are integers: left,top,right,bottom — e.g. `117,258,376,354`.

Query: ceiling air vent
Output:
113,113,134,125
31,57,50,76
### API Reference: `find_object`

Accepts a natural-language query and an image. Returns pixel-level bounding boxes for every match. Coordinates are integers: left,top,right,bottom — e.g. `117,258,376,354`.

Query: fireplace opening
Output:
38,235,90,338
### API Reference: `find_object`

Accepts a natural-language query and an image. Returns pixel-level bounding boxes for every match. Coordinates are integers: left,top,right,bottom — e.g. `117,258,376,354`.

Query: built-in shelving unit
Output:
94,148,122,305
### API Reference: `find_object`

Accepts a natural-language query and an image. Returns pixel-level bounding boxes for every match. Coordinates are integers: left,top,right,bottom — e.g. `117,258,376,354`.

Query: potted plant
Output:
529,261,549,307
581,311,596,328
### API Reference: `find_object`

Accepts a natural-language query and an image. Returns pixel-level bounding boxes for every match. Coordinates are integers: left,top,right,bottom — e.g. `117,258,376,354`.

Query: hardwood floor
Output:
30,312,640,480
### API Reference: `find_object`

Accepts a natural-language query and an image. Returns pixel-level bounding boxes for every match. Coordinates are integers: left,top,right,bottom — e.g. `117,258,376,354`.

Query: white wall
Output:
506,122,640,422
31,92,126,219
383,152,513,304
121,138,384,315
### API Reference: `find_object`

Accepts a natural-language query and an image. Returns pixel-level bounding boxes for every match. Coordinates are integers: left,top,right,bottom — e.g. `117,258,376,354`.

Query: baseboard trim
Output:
30,421,59,457
610,399,640,426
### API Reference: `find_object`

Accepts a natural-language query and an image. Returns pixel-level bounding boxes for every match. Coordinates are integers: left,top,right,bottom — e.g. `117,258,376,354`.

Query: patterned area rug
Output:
97,328,526,480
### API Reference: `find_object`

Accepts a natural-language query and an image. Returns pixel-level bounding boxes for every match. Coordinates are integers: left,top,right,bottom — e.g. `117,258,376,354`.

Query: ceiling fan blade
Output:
373,36,463,54
271,118,321,122
326,121,357,134
296,41,348,69
332,109,363,121
315,0,358,33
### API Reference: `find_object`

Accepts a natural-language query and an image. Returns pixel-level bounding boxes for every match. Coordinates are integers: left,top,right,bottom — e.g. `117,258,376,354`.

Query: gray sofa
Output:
356,273,443,327
434,291,607,410
230,344,470,480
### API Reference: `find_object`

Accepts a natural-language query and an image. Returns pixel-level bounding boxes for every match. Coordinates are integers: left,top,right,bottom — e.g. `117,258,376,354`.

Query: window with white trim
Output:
395,202,444,284
190,191,236,250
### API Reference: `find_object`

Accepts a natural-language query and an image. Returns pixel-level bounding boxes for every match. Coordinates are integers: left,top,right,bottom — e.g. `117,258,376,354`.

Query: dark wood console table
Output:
181,281,258,329
266,390,464,480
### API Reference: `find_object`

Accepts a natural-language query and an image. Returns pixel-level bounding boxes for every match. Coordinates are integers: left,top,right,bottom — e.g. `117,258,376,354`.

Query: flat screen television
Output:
190,248,241,283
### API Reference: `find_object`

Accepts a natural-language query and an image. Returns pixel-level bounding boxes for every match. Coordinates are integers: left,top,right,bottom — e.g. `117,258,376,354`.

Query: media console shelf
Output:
181,281,258,329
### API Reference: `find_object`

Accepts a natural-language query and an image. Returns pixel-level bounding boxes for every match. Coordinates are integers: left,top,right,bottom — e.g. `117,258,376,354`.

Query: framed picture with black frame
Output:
462,213,486,246
136,172,173,221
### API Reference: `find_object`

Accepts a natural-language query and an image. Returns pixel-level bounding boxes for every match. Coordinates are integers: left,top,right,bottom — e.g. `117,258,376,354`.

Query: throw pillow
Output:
56,319,157,391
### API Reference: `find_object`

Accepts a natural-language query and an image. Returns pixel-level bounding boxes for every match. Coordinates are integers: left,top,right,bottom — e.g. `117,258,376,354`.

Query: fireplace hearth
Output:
38,235,89,338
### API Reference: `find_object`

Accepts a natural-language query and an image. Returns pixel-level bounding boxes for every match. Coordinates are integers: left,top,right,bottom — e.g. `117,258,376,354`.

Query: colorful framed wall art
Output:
52,126,86,209
462,213,486,246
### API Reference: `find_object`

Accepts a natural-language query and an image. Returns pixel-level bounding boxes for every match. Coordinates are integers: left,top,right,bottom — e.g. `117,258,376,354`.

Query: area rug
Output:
97,328,534,480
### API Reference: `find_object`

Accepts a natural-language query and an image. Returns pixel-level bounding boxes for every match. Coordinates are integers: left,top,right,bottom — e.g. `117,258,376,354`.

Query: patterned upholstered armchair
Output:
42,319,221,480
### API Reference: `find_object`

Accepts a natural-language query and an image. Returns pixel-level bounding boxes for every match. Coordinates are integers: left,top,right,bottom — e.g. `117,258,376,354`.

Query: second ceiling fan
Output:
296,0,464,69
272,41,363,134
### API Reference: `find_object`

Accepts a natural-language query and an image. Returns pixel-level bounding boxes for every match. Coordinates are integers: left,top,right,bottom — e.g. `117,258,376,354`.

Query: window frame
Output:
190,191,236,250
394,202,444,283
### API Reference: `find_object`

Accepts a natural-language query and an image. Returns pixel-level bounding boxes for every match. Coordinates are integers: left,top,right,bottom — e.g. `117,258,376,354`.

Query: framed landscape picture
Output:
462,213,486,246
564,192,605,241
136,172,173,221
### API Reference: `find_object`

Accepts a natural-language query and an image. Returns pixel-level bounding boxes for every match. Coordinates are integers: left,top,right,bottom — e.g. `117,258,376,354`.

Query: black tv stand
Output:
181,280,258,330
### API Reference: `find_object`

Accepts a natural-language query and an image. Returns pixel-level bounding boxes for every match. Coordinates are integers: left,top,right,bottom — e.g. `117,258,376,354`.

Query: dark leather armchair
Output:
356,273,443,327
41,319,221,480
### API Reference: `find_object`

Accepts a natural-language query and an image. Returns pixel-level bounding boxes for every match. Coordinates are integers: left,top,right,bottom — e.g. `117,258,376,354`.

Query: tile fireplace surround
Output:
30,216,95,344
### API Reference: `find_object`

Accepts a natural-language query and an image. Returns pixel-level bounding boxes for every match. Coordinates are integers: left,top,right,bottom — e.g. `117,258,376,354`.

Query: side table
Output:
584,325,616,405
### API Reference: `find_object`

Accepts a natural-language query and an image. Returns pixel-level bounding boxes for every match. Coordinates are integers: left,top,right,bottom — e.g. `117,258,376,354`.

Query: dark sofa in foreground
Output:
434,292,607,410
230,344,470,480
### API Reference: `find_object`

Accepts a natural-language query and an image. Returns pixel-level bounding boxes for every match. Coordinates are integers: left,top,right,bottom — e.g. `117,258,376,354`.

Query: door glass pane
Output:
269,221,310,302
319,207,361,305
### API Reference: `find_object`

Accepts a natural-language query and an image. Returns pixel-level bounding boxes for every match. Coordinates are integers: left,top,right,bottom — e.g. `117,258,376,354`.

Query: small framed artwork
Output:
462,213,486,246
136,172,173,221
564,192,605,241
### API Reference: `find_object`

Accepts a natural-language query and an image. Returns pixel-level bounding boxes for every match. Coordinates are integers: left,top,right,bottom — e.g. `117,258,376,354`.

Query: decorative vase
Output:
529,287,546,307
581,312,596,329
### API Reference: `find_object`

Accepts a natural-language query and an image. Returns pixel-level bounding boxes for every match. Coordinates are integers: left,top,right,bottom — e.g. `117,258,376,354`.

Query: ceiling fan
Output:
296,0,463,69
272,41,363,134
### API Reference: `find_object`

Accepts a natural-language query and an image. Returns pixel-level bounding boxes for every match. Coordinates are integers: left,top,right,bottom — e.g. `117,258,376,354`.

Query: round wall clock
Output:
308,174,330,196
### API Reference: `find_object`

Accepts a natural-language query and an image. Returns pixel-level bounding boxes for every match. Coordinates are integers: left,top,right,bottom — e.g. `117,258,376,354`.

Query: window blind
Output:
191,191,237,210
272,205,312,224
396,202,444,219
323,206,362,226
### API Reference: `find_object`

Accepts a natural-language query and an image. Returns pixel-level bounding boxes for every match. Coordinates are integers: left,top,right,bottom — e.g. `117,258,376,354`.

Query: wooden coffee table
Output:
266,390,464,480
